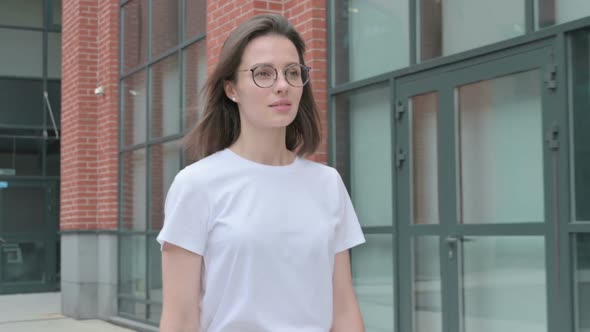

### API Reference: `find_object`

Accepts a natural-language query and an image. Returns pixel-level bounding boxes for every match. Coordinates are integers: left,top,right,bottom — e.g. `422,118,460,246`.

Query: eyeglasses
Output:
237,63,311,88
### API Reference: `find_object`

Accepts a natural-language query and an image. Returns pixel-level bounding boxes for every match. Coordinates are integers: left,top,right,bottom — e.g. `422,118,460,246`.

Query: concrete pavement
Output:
0,292,136,332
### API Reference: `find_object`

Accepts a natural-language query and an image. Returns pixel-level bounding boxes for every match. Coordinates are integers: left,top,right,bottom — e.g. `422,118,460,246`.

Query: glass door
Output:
0,179,59,294
396,43,562,332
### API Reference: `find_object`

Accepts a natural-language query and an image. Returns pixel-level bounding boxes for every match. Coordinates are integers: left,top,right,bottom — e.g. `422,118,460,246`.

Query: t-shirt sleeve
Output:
333,170,366,253
156,171,210,255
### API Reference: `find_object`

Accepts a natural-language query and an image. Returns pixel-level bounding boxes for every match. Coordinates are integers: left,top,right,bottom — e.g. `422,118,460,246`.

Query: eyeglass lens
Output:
252,64,309,88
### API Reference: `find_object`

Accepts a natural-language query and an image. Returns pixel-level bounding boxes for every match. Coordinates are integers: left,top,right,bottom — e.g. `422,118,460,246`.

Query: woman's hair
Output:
183,14,321,162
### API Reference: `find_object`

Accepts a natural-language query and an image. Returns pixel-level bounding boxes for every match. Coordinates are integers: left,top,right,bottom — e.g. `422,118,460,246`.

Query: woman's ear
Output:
224,81,238,103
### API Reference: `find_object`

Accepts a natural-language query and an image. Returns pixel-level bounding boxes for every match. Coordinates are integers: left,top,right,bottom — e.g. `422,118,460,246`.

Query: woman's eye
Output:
255,70,272,77
287,70,301,78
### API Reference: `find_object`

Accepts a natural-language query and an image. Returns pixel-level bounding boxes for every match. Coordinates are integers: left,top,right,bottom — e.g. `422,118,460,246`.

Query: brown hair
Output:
183,14,321,162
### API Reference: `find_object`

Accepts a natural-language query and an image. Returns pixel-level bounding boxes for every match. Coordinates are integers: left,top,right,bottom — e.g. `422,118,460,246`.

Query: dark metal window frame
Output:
117,0,206,326
328,1,590,332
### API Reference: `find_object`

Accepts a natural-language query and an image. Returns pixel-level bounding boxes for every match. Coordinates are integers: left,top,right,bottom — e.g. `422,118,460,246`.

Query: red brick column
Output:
61,0,119,231
206,0,328,163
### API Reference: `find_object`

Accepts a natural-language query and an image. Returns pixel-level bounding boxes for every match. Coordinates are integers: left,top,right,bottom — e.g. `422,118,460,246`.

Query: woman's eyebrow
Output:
249,62,300,68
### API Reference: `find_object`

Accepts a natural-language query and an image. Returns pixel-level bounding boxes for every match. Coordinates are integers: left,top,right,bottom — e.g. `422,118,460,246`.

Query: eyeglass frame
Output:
236,63,312,88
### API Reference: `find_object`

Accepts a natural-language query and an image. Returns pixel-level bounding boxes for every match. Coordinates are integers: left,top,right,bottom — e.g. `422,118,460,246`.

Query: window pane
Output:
151,0,180,57
331,0,408,85
571,30,590,222
119,299,146,321
458,70,544,224
122,70,147,146
0,137,43,176
121,149,147,231
412,236,442,332
48,33,62,79
0,186,46,232
46,81,61,128
461,236,547,332
334,85,393,227
183,41,207,130
151,55,180,138
122,0,148,73
537,0,590,29
574,233,590,332
150,140,181,231
0,29,43,78
0,79,43,128
1,241,46,283
119,235,147,299
148,235,162,304
46,139,60,176
419,0,526,60
185,0,206,40
0,0,43,28
411,92,439,225
352,234,394,332
52,0,62,26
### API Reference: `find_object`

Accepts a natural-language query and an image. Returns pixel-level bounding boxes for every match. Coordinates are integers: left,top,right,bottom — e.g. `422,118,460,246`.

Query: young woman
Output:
157,14,366,332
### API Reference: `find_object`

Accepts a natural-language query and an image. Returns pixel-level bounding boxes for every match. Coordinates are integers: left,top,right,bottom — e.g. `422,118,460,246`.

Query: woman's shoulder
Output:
175,150,229,184
297,158,342,181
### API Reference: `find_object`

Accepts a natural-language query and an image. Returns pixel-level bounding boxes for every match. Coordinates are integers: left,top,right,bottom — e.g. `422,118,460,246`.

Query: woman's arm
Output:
331,250,365,332
160,242,203,332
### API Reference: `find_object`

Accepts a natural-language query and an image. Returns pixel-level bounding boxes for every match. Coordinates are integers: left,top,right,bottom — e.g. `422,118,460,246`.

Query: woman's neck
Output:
229,127,295,166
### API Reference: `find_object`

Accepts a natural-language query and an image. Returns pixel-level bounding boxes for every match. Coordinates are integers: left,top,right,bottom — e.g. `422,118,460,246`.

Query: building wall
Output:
60,0,329,323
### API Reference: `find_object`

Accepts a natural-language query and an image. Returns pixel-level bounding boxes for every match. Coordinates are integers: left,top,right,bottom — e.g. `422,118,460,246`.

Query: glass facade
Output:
329,1,590,331
118,0,206,323
418,0,526,61
0,0,61,295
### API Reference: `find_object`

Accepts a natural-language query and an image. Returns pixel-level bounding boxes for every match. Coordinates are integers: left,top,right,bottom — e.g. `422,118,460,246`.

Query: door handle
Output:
445,236,473,259
445,236,473,244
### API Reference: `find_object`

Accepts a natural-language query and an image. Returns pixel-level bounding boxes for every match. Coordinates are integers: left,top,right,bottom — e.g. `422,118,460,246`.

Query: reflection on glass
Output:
48,33,62,79
150,140,181,230
183,41,207,130
342,85,393,227
411,92,438,225
119,235,147,299
536,0,590,29
151,55,180,138
570,31,590,221
1,241,46,283
332,0,408,85
412,236,442,332
0,0,43,28
52,0,62,26
185,0,206,40
458,70,543,224
419,0,525,60
122,0,148,72
0,79,43,127
148,235,163,305
121,149,147,231
122,70,147,146
119,299,146,320
0,29,43,77
0,187,45,232
574,234,590,332
148,304,162,324
0,137,43,176
461,236,547,332
352,234,394,332
46,139,60,176
151,0,179,57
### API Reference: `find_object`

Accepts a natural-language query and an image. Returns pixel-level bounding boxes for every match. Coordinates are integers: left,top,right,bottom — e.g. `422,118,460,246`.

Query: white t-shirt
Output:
157,148,365,332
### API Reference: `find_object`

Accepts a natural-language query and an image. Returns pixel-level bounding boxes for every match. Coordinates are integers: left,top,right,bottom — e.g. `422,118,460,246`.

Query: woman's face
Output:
225,34,304,132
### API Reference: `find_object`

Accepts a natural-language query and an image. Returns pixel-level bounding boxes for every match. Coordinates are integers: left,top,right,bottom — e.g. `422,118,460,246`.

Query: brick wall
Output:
61,0,119,230
62,0,328,231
